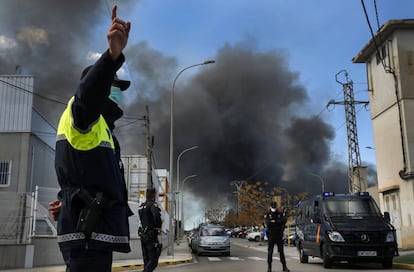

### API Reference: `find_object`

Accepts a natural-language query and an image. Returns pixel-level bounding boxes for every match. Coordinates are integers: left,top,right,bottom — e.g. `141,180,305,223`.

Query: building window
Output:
391,194,397,210
0,160,12,187
385,196,390,211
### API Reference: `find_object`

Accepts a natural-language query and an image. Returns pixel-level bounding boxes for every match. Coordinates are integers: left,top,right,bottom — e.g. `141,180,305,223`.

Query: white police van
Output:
295,192,398,268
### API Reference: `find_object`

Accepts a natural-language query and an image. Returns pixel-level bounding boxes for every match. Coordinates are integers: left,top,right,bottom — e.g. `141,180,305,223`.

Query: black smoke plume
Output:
1,0,362,212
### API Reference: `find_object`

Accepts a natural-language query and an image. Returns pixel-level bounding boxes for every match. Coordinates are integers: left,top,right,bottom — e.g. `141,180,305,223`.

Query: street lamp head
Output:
203,60,215,64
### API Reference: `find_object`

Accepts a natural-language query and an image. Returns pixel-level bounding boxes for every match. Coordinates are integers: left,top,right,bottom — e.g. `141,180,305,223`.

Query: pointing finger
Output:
111,5,117,21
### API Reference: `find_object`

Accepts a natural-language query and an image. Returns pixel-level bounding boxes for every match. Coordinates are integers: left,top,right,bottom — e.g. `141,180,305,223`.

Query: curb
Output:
393,263,414,270
112,257,193,272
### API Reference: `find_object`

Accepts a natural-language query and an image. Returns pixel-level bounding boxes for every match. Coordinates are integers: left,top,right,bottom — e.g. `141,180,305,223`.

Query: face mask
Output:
109,86,122,104
270,208,276,212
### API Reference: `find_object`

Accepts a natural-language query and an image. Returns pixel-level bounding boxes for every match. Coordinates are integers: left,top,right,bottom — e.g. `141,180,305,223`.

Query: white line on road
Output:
228,257,244,261
248,256,266,261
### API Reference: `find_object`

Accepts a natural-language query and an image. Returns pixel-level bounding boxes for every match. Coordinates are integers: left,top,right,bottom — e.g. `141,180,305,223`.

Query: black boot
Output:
282,265,290,272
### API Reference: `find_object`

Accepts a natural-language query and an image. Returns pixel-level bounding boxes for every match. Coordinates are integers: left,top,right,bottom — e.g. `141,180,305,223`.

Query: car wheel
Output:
298,243,308,263
322,243,333,268
382,257,393,268
197,247,202,256
255,236,259,242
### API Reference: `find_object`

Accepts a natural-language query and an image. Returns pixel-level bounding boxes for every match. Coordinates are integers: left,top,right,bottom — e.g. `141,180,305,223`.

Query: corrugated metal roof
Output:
0,75,34,132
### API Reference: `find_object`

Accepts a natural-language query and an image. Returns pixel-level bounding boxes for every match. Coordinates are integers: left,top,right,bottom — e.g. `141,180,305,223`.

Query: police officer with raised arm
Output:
138,188,162,272
265,201,290,272
51,5,132,272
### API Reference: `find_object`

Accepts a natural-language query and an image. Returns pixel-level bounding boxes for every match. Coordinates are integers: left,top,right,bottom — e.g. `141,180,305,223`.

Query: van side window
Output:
314,201,319,215
305,205,311,218
298,207,303,220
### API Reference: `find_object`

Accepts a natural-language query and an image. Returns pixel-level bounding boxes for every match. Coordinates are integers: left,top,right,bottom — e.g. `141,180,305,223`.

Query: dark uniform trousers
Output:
141,231,160,272
62,247,112,272
267,235,287,268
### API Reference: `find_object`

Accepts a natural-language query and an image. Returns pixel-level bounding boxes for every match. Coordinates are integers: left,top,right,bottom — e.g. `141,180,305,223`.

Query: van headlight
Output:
385,231,395,242
327,231,345,242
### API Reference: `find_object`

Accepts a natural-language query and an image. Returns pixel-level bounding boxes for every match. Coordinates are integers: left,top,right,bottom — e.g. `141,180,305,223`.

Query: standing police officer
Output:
265,201,290,272
138,188,162,272
51,5,132,272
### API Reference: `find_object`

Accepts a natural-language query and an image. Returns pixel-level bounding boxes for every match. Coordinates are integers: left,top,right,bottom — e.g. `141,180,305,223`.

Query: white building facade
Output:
353,19,414,248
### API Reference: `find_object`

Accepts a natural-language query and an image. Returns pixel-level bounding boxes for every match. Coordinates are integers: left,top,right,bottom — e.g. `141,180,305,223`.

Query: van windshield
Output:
322,198,381,216
201,227,226,236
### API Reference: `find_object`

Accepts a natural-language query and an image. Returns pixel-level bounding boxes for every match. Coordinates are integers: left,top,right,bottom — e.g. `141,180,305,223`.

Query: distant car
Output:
230,227,244,238
187,230,198,247
246,230,262,242
192,224,230,256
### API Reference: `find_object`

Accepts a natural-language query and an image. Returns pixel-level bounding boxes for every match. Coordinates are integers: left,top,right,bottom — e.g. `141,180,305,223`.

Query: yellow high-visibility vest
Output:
56,97,114,151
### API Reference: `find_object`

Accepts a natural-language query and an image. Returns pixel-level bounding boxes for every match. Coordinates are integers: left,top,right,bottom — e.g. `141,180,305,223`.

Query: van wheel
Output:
322,244,333,268
298,244,308,263
382,258,393,268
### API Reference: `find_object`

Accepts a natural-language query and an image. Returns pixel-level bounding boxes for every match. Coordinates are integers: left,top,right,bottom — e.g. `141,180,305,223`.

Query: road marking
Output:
229,257,244,261
248,256,266,261
203,255,295,262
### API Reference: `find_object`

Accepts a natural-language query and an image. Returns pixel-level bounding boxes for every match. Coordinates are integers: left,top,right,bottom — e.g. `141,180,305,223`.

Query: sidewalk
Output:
1,240,193,272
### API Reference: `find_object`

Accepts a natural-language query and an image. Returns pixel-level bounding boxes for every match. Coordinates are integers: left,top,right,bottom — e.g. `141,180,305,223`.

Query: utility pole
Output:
327,70,369,193
144,105,153,189
230,180,246,216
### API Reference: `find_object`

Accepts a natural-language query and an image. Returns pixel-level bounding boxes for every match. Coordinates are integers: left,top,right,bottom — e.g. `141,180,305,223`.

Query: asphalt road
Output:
150,238,408,272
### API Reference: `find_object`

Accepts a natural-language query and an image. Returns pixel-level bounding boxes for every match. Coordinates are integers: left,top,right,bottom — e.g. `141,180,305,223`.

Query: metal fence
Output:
30,186,59,239
0,186,59,245
0,191,30,244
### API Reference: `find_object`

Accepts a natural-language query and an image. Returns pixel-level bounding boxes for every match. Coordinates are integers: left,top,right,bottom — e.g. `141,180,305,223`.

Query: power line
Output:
1,78,146,131
0,78,67,106
360,0,389,72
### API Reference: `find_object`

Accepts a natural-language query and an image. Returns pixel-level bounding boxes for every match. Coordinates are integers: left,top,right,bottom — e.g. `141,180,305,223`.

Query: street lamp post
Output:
181,174,197,238
308,173,325,193
176,146,198,239
168,60,215,256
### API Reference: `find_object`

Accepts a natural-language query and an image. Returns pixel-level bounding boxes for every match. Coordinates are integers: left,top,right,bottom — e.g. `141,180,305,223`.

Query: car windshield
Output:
322,198,381,216
201,227,226,236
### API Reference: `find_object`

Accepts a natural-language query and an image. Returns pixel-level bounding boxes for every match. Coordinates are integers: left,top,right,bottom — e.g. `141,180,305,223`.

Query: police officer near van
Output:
265,201,290,272
138,188,162,272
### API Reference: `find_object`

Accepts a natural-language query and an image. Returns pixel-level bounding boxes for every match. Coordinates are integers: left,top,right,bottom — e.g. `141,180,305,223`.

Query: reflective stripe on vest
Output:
57,232,129,244
56,97,114,151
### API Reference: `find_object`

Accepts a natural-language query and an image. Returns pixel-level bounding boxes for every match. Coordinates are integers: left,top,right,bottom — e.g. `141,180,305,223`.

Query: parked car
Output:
230,227,248,238
246,229,262,242
187,229,198,247
191,224,230,256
